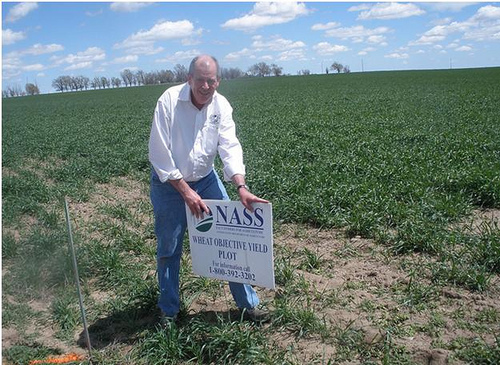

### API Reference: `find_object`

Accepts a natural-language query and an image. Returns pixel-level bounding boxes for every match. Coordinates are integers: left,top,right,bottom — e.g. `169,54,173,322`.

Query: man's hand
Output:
238,188,269,212
232,174,269,212
169,178,210,219
183,189,211,219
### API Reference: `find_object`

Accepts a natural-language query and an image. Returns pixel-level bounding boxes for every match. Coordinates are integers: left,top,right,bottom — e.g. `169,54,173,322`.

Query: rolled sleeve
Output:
148,99,183,183
217,105,246,181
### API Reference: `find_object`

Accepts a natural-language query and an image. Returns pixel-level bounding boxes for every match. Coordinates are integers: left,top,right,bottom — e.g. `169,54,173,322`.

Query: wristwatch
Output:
236,184,249,192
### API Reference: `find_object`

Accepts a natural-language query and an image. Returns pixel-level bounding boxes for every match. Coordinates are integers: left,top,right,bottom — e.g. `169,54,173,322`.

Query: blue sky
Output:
2,1,500,93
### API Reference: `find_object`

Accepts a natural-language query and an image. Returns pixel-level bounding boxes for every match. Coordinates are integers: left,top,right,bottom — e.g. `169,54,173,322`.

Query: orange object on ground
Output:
29,353,85,364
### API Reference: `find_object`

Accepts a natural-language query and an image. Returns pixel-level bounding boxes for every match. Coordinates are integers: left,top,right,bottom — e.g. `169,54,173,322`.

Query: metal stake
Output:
64,198,92,358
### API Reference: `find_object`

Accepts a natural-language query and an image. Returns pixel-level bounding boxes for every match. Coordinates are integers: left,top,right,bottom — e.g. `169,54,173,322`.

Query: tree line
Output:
3,60,350,97
2,83,40,98
50,64,249,93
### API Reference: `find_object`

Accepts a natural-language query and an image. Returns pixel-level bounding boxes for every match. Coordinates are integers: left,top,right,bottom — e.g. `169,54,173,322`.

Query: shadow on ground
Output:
78,306,244,350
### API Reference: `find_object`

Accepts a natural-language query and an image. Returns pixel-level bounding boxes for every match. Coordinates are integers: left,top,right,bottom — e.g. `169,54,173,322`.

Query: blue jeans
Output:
150,169,260,317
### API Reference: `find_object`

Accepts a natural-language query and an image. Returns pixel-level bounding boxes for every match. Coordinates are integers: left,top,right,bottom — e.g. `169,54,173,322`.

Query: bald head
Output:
189,55,221,79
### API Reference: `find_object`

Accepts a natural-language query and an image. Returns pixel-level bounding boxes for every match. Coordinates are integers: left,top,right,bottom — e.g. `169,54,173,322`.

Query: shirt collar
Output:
179,82,191,102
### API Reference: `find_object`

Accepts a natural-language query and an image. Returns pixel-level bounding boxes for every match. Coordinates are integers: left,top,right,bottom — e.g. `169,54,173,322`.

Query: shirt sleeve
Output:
217,103,246,181
148,97,183,182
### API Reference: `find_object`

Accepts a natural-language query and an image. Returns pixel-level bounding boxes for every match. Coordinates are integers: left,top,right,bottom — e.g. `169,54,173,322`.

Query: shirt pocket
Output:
201,119,220,155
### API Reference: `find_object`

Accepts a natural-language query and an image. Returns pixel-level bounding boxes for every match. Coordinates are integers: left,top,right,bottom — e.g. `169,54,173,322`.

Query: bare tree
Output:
343,65,351,73
25,83,40,95
258,62,271,77
91,77,101,89
82,76,90,90
72,76,86,91
221,67,244,80
111,77,122,88
174,64,188,83
8,85,24,97
248,62,271,77
52,76,65,92
331,62,343,73
120,69,134,87
158,69,175,84
270,64,283,77
297,69,311,76
101,77,110,89
135,70,145,86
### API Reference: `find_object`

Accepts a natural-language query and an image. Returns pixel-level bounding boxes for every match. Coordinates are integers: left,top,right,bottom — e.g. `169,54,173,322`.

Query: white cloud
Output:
464,5,500,41
425,3,476,13
2,43,63,79
313,42,349,56
86,9,103,17
410,5,500,45
156,49,201,64
366,35,386,44
354,3,425,20
2,53,22,76
252,36,306,52
311,22,340,31
224,48,256,62
221,2,310,31
52,47,106,71
224,35,307,63
358,46,376,55
409,22,467,45
23,43,64,56
23,64,44,72
2,29,26,45
456,45,473,52
115,20,199,49
385,52,409,59
325,25,391,44
471,5,500,21
65,61,93,71
431,17,453,26
113,55,138,64
277,48,308,61
126,45,164,56
348,4,371,12
110,2,152,13
5,2,38,23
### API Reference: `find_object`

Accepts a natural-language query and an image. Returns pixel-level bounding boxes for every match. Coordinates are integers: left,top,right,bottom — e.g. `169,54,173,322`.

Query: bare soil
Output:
2,176,499,364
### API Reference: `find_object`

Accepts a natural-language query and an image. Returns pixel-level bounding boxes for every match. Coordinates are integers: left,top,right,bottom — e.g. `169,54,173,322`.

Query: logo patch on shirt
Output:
209,114,221,127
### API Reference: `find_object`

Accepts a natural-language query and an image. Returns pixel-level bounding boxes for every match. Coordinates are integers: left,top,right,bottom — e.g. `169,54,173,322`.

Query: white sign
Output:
186,200,275,289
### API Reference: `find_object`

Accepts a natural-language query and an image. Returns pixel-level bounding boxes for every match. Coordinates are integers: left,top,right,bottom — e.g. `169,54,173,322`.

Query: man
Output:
149,55,269,324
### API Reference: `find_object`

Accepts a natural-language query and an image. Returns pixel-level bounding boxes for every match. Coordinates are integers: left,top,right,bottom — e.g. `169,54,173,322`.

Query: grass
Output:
2,68,500,363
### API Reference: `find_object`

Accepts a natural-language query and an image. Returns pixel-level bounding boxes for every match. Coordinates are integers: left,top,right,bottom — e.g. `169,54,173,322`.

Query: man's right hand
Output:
169,178,209,219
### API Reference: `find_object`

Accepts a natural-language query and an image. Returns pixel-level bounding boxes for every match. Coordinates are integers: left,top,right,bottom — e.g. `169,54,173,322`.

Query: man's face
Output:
188,59,220,109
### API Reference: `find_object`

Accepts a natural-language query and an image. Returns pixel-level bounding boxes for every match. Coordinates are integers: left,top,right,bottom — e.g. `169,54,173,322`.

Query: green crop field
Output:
2,68,500,364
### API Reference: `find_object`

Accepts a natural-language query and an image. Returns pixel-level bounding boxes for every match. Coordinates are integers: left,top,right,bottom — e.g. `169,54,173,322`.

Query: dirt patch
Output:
454,208,500,234
3,179,499,364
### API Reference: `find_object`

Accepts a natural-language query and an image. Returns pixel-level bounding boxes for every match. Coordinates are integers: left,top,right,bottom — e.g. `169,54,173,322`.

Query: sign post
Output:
186,200,275,289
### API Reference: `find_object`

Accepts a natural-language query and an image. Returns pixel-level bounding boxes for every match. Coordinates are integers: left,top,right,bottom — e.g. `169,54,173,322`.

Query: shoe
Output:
160,312,178,327
241,307,270,324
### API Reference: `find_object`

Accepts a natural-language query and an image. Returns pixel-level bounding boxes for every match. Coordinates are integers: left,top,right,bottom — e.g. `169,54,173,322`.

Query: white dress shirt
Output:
149,82,246,183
